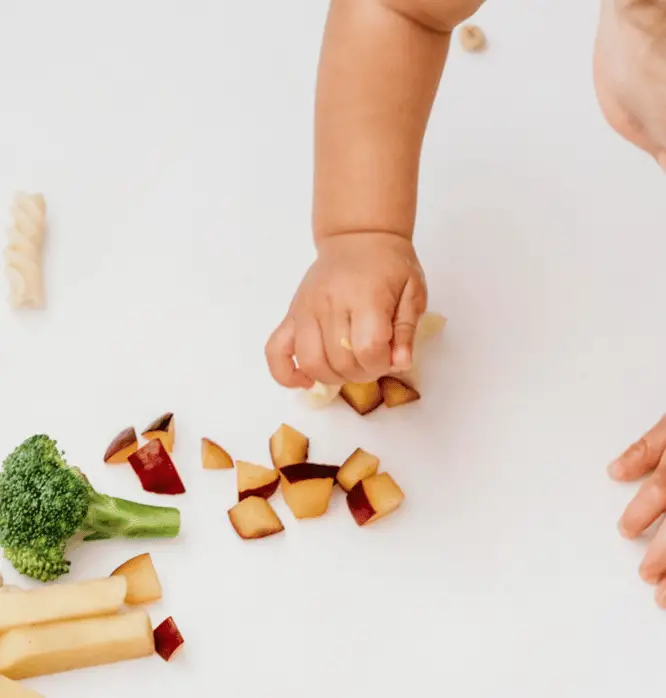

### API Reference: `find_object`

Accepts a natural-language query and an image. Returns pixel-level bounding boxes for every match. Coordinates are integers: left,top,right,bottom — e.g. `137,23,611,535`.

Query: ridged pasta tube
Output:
4,192,47,309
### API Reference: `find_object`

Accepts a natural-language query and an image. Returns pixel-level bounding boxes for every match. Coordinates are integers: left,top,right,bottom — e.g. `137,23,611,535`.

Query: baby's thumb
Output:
391,277,425,372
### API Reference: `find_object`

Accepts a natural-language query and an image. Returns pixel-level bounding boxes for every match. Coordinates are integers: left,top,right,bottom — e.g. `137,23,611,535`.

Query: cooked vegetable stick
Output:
0,610,155,680
0,576,127,634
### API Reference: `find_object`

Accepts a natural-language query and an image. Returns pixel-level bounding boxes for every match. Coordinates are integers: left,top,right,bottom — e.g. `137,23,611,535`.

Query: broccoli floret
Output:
4,542,71,582
0,434,180,582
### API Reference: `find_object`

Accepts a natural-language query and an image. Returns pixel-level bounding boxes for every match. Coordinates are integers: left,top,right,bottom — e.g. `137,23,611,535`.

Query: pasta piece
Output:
4,192,47,309
302,380,342,409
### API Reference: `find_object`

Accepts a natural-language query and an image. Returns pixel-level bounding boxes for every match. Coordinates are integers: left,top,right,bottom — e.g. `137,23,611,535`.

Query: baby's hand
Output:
265,233,427,389
609,415,666,606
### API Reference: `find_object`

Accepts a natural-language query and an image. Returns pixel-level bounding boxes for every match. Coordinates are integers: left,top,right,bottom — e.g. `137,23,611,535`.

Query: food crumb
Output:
459,24,487,53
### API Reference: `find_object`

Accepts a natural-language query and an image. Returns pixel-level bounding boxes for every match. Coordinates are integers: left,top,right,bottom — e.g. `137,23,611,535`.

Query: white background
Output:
1,0,665,695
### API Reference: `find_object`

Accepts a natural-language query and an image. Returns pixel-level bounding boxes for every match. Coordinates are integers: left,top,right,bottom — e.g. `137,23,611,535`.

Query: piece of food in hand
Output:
0,576,127,634
141,412,175,452
111,553,162,605
201,437,234,470
416,311,447,341
378,376,420,408
337,448,380,492
154,616,185,662
269,423,309,469
0,674,44,698
0,434,181,582
305,312,447,408
302,381,341,409
0,610,154,680
237,460,280,501
390,311,448,388
103,426,138,464
279,463,339,519
347,472,405,526
228,496,285,540
128,438,186,495
340,381,383,415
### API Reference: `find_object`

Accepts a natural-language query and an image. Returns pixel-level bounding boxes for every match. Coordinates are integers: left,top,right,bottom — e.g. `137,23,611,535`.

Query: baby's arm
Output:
313,0,484,244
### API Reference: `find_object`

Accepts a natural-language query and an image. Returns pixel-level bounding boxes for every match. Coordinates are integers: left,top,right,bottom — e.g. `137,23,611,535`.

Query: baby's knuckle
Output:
355,338,386,359
297,357,319,378
332,354,356,376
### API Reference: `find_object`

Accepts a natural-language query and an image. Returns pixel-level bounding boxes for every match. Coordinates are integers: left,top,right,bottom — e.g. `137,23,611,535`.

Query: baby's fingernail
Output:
607,460,623,479
617,520,630,538
392,347,412,371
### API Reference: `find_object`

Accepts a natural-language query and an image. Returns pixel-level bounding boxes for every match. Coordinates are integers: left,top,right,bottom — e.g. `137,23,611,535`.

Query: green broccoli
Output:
0,434,181,582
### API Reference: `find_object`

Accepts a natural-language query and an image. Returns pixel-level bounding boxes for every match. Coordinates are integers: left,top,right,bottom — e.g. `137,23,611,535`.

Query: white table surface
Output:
1,0,666,695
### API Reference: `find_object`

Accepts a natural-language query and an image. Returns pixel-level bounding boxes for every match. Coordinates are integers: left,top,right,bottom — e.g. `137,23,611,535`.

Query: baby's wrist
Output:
314,227,413,251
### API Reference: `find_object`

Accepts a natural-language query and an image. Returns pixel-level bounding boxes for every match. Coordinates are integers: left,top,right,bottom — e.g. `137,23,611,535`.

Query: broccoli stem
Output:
82,492,180,541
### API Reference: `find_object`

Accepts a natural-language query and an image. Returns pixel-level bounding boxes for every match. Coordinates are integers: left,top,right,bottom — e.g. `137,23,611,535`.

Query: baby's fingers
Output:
295,316,347,386
391,276,426,372
321,310,367,383
350,306,393,378
265,317,313,389
639,514,666,585
608,414,666,481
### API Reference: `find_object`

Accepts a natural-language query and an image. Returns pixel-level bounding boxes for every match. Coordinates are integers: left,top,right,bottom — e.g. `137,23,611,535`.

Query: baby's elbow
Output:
382,0,485,32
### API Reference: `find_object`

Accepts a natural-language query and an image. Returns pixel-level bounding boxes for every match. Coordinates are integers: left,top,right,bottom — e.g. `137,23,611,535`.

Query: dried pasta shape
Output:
4,192,47,308
302,381,342,409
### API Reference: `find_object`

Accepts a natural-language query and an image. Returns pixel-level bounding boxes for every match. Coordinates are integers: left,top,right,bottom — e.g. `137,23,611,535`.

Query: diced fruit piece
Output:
228,496,284,540
0,610,154,680
340,381,383,415
0,576,127,634
279,463,339,519
237,460,280,501
154,616,185,662
103,426,138,464
378,376,421,408
142,412,175,452
347,472,405,526
0,674,44,697
279,463,340,484
337,448,380,492
128,438,186,495
111,553,163,605
269,423,309,469
201,437,234,470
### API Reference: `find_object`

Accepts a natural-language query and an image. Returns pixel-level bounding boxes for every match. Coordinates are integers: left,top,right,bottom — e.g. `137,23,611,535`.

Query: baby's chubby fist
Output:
265,232,427,389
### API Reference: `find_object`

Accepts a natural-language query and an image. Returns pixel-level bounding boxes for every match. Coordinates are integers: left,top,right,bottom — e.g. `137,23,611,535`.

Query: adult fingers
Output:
618,453,666,539
391,275,426,372
350,303,393,378
321,309,367,383
639,512,666,585
265,316,313,389
608,414,666,481
295,315,346,386
654,575,666,608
